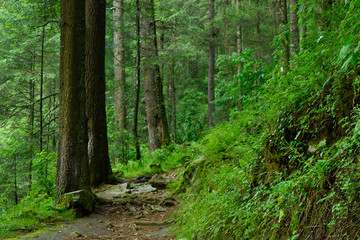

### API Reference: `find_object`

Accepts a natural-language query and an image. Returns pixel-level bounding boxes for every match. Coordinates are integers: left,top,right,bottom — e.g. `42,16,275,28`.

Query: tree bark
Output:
289,0,299,56
208,0,216,128
56,0,89,197
141,0,171,152
133,0,141,160
113,0,127,161
86,0,112,186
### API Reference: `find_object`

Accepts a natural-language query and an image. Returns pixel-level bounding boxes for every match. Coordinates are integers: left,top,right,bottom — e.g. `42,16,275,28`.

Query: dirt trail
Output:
19,171,179,240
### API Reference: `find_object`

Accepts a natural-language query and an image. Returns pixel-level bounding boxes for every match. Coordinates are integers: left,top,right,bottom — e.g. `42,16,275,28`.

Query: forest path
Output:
19,171,180,240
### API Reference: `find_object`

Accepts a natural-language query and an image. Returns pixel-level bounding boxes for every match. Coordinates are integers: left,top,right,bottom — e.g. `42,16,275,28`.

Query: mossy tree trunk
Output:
85,0,112,186
56,0,89,197
141,0,171,152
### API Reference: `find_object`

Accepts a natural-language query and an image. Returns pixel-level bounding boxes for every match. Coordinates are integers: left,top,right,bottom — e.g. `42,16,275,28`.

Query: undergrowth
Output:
172,2,360,239
0,194,74,239
0,152,74,239
113,143,201,178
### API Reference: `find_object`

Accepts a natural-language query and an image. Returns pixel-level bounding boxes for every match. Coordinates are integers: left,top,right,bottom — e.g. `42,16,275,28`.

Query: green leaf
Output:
338,45,352,62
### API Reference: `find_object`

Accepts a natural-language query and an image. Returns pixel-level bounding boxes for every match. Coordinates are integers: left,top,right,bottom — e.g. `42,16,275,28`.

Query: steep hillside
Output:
173,2,360,239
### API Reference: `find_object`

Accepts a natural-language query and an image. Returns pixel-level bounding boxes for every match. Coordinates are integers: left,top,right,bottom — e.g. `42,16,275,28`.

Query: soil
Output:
18,170,180,240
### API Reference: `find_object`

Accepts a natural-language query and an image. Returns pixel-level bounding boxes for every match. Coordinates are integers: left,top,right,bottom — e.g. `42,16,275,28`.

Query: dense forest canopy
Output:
1,0,360,239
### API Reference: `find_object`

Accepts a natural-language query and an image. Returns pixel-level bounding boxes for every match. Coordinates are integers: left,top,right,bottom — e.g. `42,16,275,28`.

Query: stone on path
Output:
95,183,130,199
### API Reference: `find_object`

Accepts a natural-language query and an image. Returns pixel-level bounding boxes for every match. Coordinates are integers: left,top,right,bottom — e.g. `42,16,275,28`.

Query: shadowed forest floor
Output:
15,171,180,240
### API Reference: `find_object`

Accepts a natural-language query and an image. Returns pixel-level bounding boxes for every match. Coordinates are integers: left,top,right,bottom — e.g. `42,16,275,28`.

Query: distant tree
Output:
167,27,177,143
85,0,112,186
290,0,299,56
208,0,216,128
133,0,141,159
278,0,290,70
56,0,89,196
113,0,127,162
236,0,243,56
141,0,171,152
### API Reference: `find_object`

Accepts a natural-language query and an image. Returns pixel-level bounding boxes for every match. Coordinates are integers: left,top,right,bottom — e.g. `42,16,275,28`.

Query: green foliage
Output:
177,89,208,143
173,1,360,239
30,151,57,196
0,194,74,238
113,143,201,179
215,50,267,119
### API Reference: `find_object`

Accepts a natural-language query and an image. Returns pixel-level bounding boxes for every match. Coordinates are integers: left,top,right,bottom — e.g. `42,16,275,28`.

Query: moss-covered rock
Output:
58,189,95,217
175,156,206,193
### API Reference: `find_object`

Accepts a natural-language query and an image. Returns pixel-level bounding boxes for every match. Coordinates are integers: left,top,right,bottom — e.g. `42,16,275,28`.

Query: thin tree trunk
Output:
236,0,243,55
170,57,177,143
133,0,141,160
52,74,57,151
86,0,112,186
167,26,177,143
299,20,306,52
208,0,216,128
279,0,289,71
56,0,89,197
113,0,127,162
256,0,261,59
141,0,171,152
224,0,231,55
237,0,243,110
28,50,35,192
14,157,18,205
290,0,299,56
40,27,45,152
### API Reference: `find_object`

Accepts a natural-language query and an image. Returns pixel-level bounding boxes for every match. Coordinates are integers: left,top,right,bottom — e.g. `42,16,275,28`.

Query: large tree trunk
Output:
141,0,171,152
56,0,89,197
289,0,299,56
133,0,141,160
86,0,112,186
113,0,127,162
279,0,289,71
208,0,216,128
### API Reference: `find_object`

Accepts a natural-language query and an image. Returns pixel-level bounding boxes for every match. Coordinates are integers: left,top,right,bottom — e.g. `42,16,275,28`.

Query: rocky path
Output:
19,171,179,240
